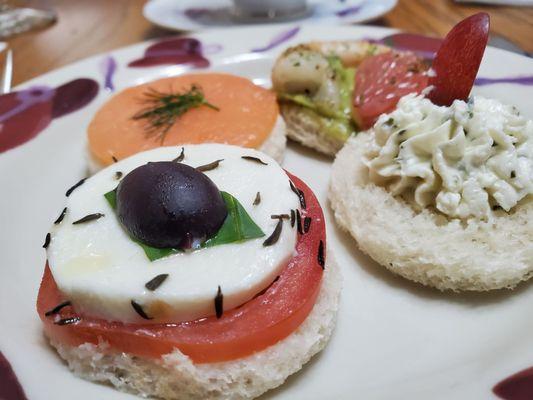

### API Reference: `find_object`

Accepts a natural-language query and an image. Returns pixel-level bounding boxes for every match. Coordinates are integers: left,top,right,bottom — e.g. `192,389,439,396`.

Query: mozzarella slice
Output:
47,144,299,324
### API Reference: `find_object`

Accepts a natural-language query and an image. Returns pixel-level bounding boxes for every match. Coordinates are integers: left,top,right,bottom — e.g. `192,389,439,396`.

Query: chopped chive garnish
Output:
54,207,67,225
298,190,306,209
72,213,104,225
271,214,290,220
289,181,306,209
197,159,223,172
303,217,311,233
55,316,81,326
65,178,86,197
289,180,299,197
173,147,185,162
317,240,325,269
145,274,169,291
290,209,295,227
132,85,219,143
42,233,51,249
214,285,223,319
241,156,268,165
131,300,152,320
45,301,71,317
263,219,283,246
253,191,261,206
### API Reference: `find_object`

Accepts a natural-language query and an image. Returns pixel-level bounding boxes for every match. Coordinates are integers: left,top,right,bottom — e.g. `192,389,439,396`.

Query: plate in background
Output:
143,0,397,31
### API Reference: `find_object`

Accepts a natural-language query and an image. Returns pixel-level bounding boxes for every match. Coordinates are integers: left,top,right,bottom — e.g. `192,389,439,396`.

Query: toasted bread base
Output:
87,116,287,174
48,255,341,400
280,103,345,157
330,133,533,291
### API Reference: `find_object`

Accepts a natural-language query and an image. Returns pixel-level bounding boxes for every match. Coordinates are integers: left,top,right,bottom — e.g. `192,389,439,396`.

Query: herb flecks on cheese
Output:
365,94,533,220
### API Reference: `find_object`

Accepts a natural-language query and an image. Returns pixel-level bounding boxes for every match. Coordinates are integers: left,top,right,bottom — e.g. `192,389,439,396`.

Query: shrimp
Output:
271,45,330,96
307,40,389,68
272,40,390,113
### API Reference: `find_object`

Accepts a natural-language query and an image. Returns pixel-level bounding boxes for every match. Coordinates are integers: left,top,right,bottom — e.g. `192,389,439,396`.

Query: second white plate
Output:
143,0,397,31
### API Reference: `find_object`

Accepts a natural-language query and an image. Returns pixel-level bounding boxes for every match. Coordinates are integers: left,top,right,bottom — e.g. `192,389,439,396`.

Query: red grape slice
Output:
428,13,490,106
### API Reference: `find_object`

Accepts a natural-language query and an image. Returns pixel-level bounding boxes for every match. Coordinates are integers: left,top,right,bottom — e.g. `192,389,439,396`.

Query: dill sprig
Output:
132,85,219,143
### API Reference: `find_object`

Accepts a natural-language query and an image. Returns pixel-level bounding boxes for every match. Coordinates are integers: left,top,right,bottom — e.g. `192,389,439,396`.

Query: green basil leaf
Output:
104,189,117,209
136,241,180,262
204,191,265,247
103,189,264,261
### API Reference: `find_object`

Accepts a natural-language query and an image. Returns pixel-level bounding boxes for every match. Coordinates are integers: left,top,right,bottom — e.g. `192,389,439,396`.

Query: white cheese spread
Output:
365,94,533,220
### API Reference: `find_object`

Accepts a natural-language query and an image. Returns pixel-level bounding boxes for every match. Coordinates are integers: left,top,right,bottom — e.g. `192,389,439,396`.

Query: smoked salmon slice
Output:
88,73,279,167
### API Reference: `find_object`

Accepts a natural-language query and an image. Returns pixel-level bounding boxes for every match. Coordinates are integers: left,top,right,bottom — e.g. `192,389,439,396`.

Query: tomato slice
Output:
352,51,429,130
37,172,325,364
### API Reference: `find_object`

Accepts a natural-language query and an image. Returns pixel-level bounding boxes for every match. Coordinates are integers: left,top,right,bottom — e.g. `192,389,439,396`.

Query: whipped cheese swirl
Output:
365,94,533,220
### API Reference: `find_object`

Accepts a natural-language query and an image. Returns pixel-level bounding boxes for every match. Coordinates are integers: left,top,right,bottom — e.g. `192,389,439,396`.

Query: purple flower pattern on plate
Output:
336,5,362,17
378,33,442,60
377,33,533,87
102,56,117,91
0,78,98,154
493,366,533,400
184,7,211,19
128,37,216,68
251,26,300,53
475,76,533,86
0,351,27,400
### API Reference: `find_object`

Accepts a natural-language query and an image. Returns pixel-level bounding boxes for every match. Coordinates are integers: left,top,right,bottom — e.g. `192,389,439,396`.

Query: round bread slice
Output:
329,133,533,291
280,103,345,157
48,254,341,400
255,114,287,164
87,116,287,174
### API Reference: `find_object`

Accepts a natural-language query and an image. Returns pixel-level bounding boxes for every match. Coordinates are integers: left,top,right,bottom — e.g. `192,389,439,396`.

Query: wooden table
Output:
6,0,533,85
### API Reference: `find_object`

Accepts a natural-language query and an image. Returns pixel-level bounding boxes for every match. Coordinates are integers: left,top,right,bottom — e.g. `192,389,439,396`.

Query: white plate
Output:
143,0,397,31
1,24,533,400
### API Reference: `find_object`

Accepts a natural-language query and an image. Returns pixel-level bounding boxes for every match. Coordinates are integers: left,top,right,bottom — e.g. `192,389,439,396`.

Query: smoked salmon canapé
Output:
38,144,341,400
87,73,287,172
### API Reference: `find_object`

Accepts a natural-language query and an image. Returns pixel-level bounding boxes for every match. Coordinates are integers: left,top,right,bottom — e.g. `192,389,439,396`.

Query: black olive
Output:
116,162,227,249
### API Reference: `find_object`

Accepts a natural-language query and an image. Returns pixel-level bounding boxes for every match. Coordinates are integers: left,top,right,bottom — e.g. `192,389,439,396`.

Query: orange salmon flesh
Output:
88,73,279,167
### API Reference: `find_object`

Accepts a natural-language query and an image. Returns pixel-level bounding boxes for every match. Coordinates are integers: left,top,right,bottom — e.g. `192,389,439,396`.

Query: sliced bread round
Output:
280,103,344,157
48,254,341,400
87,116,287,174
329,133,533,291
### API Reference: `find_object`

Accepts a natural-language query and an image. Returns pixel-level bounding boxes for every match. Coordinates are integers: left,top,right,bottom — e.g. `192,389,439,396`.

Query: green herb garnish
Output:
104,190,117,209
132,85,219,143
104,189,264,261
203,192,264,248
277,56,357,141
